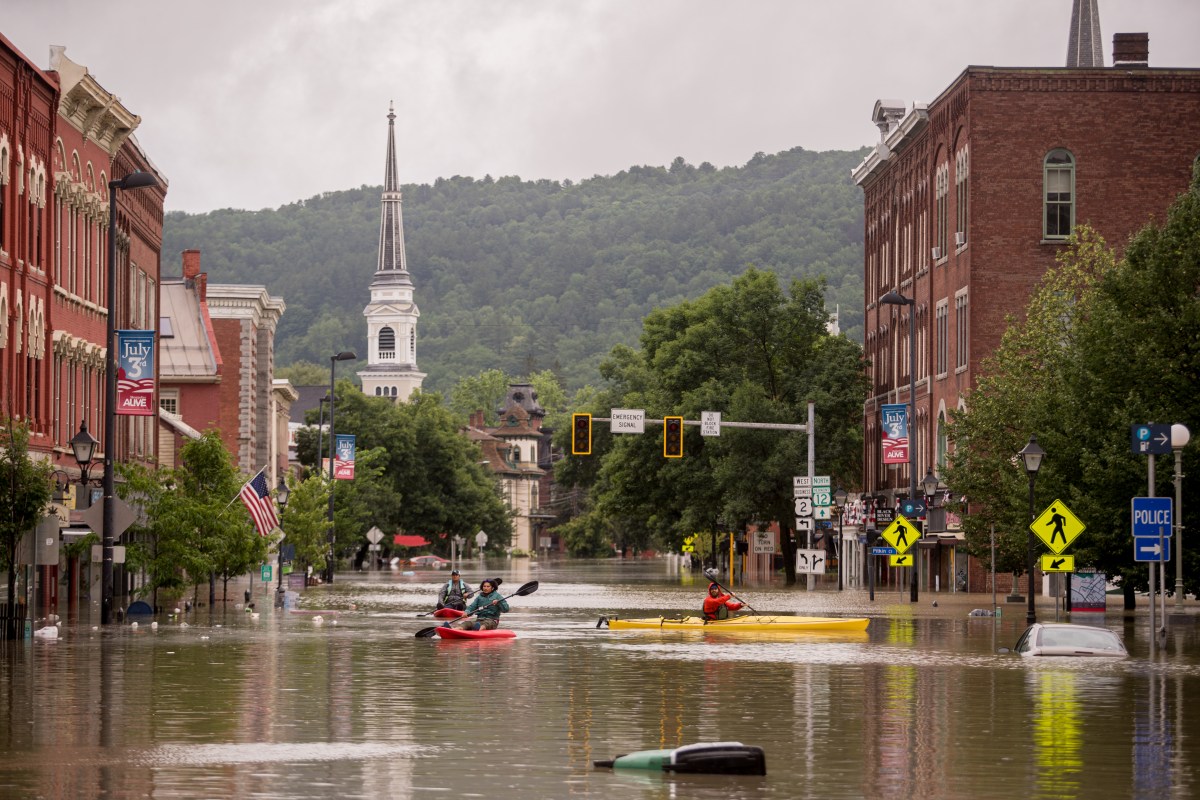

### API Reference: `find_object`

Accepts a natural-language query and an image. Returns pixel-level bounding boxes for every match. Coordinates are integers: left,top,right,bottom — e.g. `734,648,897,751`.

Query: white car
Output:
1012,622,1128,658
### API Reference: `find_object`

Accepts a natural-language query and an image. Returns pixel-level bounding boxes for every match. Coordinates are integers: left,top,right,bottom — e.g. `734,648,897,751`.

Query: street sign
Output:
814,507,832,520
1131,497,1172,537
795,517,813,532
261,565,273,582
879,515,921,554
80,496,138,539
1040,554,1075,572
1131,423,1171,455
610,408,646,434
793,476,811,498
366,526,384,545
796,548,826,574
900,498,926,517
751,530,775,554
701,411,721,437
1134,537,1171,562
794,497,813,517
812,489,832,507
870,546,897,556
889,553,914,568
1030,499,1085,555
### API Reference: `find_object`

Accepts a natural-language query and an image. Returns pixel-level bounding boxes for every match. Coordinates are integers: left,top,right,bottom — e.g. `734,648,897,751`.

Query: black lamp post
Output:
102,170,158,625
1018,435,1045,625
325,351,356,583
833,486,848,590
276,475,290,597
881,289,919,602
69,421,100,499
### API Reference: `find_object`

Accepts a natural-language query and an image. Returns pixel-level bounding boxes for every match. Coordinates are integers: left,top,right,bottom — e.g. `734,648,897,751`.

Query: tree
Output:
0,418,52,638
556,269,868,581
279,473,332,576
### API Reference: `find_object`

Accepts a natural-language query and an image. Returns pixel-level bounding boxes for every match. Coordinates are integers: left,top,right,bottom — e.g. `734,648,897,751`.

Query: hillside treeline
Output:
162,146,868,394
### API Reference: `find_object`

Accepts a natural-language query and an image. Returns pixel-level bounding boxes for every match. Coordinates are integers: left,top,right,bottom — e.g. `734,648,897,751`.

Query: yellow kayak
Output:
602,614,869,632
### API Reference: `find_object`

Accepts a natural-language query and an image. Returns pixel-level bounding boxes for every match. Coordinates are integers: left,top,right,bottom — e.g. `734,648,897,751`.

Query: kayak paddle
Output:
414,580,538,638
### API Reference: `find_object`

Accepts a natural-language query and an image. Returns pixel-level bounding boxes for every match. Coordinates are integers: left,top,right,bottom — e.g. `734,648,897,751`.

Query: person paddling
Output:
702,582,744,621
437,570,474,611
461,579,509,630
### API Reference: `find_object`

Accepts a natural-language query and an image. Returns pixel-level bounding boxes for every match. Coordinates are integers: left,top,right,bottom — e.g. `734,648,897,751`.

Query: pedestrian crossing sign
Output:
880,515,921,554
889,553,914,568
1030,499,1085,555
1040,554,1075,572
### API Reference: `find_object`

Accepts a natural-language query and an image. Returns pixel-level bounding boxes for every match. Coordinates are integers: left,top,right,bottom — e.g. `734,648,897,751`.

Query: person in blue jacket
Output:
463,579,509,630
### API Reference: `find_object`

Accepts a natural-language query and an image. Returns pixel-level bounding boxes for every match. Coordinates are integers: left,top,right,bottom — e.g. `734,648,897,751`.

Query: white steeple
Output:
358,102,426,402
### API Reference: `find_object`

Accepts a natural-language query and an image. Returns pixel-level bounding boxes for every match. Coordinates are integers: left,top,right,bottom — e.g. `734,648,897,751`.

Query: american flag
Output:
239,471,280,536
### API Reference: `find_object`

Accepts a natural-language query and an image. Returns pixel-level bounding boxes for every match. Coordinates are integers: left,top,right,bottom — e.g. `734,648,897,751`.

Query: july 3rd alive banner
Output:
881,403,909,464
117,330,156,416
334,434,356,480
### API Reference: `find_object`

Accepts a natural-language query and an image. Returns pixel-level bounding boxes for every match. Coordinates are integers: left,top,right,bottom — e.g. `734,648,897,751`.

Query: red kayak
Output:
434,626,516,640
433,608,465,619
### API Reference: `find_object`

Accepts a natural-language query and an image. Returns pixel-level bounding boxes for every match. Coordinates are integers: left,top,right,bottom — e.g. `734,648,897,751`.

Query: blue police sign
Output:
1131,497,1172,537
1131,424,1171,455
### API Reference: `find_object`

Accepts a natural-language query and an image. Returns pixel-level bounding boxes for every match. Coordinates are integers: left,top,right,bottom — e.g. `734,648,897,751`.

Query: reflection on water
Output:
1,559,1198,799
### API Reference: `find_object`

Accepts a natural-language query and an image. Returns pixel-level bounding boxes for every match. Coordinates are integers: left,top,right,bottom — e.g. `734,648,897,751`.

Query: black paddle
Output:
703,568,757,614
414,580,538,637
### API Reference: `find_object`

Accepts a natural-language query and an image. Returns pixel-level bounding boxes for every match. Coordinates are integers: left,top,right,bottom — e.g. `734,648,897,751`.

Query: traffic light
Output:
663,416,683,458
571,413,592,455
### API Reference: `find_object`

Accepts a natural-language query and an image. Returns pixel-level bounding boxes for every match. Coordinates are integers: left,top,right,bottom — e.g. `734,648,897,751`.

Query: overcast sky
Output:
5,0,1199,214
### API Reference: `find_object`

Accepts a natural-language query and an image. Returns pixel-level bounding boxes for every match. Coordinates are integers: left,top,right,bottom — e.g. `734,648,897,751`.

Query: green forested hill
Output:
162,146,868,394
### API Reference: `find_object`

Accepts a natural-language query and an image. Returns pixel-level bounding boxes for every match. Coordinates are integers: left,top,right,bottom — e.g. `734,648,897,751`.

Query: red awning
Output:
394,535,430,547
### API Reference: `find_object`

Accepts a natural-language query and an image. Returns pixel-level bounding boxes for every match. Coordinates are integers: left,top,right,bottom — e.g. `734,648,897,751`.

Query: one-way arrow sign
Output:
1134,536,1171,562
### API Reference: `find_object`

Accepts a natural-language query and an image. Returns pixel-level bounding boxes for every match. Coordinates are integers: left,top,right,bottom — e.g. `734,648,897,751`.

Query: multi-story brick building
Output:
854,6,1200,592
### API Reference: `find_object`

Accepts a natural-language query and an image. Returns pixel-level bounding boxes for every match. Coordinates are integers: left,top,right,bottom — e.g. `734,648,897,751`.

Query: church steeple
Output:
358,102,425,402
1066,0,1103,67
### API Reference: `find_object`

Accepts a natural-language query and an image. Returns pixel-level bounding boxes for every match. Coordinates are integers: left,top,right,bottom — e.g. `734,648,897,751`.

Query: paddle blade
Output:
513,580,539,596
414,626,439,638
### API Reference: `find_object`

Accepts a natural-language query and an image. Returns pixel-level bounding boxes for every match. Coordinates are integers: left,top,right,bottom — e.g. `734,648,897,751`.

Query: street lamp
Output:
1018,435,1045,625
1172,424,1190,609
881,288,919,602
276,475,290,600
102,170,158,625
325,351,356,583
833,486,848,590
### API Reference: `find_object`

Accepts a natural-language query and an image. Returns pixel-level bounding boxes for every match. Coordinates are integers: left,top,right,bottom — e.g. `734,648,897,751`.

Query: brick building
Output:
855,7,1200,592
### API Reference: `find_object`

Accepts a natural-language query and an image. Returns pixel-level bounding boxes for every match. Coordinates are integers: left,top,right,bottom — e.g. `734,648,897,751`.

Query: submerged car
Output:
407,555,450,568
1012,622,1128,658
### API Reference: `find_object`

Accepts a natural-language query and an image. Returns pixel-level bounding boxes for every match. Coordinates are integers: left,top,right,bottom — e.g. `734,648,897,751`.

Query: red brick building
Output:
855,27,1200,591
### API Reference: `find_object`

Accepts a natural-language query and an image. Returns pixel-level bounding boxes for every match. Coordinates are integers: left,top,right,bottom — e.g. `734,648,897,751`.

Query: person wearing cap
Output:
437,570,475,612
702,583,743,621
462,579,509,630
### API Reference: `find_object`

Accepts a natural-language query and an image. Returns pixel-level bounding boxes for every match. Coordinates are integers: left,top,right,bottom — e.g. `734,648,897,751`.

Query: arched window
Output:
378,326,395,358
1043,149,1075,239
391,386,398,397
936,411,948,472
374,386,381,396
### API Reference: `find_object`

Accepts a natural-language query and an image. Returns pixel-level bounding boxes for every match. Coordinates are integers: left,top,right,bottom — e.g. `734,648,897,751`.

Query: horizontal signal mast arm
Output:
589,418,807,432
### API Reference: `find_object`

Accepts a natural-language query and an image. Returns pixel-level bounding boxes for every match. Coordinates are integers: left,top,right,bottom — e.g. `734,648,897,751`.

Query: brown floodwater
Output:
1,559,1197,799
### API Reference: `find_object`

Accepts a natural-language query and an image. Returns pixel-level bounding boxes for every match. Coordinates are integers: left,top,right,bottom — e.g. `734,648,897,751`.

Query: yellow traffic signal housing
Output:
571,413,592,455
663,416,683,458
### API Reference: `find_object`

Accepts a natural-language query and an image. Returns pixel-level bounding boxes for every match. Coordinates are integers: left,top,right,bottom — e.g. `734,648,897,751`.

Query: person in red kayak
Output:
437,570,474,611
702,583,743,621
463,579,510,630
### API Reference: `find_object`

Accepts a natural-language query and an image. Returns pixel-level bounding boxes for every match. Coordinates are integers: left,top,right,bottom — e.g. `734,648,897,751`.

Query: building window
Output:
1044,149,1075,239
955,291,969,371
936,411,948,472
378,326,395,357
159,391,178,415
934,162,949,260
955,145,969,247
935,301,949,378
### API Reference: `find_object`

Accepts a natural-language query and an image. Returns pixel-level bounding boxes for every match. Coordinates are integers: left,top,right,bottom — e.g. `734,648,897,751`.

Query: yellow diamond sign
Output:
880,515,921,554
1030,499,1085,554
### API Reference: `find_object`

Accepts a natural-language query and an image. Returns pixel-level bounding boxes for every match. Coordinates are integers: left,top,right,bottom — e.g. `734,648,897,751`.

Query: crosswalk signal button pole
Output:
571,413,592,455
664,416,684,458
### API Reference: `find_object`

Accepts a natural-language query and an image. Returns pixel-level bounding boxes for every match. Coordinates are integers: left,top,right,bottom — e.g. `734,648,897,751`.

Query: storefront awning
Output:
394,535,430,547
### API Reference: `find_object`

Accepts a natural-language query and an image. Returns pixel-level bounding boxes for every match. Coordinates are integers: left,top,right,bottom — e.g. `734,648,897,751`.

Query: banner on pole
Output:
881,404,909,464
334,434,356,480
116,330,156,416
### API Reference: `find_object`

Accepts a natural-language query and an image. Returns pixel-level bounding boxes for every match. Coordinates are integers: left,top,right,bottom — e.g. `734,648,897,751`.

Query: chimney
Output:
1113,33,1149,68
197,273,207,303
182,249,201,279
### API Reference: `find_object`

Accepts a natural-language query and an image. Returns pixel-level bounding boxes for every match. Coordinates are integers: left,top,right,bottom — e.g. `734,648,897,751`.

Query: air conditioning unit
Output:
954,231,966,247
931,247,942,261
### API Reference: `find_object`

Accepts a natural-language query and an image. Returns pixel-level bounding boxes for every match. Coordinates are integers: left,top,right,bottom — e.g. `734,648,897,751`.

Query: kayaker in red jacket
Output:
702,583,743,620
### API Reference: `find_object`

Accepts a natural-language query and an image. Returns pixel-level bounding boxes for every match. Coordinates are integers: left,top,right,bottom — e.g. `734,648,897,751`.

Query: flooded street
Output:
2,559,1199,799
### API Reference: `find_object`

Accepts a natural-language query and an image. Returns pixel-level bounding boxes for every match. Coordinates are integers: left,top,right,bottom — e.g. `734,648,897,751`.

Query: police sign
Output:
1131,497,1172,538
